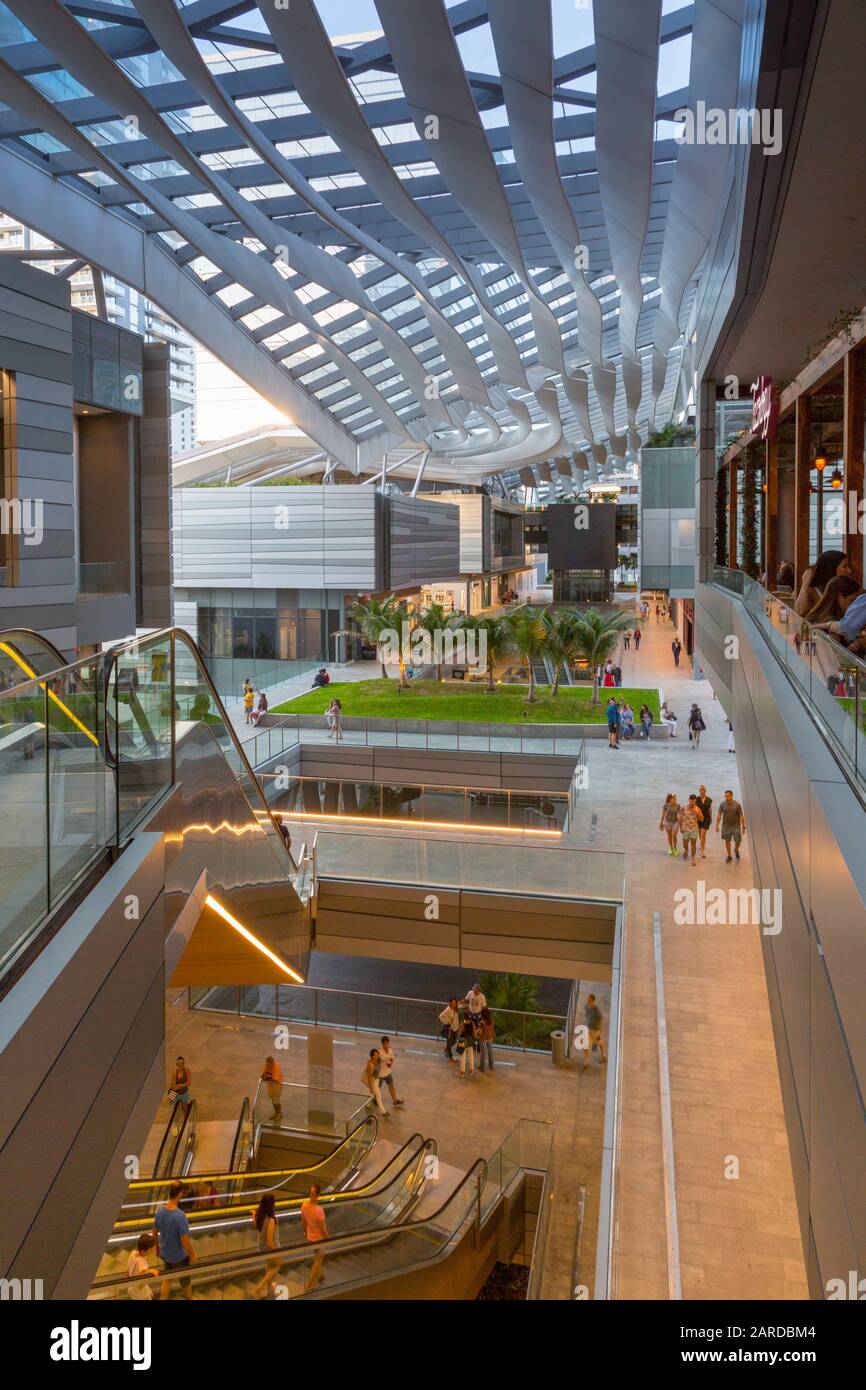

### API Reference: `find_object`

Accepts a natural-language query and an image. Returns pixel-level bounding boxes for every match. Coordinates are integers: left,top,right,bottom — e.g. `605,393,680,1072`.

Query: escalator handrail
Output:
96,1149,485,1296
112,1130,429,1236
0,626,70,678
228,1096,252,1175
150,1100,184,1181
119,1114,378,1214
110,627,301,876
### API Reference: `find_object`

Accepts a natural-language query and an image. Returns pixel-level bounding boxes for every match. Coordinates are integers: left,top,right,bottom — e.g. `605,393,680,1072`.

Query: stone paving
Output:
568,607,808,1300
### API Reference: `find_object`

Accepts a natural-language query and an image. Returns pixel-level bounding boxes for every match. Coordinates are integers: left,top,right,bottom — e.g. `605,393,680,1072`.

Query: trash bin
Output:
550,1029,566,1067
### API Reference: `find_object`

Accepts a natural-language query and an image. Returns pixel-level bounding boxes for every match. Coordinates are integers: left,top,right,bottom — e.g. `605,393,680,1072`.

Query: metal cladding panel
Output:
173,486,378,589
387,495,460,590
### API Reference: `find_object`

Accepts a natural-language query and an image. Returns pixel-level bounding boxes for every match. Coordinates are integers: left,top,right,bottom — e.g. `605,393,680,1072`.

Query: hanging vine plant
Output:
715,466,728,565
740,445,761,578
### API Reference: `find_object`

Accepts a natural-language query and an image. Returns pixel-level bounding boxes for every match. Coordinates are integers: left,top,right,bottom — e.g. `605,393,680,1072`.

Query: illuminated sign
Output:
750,376,778,441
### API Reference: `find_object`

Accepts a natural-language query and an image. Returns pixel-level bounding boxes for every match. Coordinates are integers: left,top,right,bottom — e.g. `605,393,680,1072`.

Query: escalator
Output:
91,1130,435,1297
89,1118,553,1302
0,625,311,990
531,659,549,687
0,627,70,686
114,1112,378,1233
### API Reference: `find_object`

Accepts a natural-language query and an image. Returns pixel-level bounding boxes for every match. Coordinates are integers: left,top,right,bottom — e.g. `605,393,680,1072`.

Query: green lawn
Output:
274,679,660,724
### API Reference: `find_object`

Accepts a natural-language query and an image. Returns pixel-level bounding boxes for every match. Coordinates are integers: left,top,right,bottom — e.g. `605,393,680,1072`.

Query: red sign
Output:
750,376,778,441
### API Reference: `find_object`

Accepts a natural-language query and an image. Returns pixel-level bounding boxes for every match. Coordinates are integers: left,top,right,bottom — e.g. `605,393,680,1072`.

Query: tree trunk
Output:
436,662,443,682
551,663,561,696
591,670,600,705
526,667,537,703
379,655,388,680
486,660,495,692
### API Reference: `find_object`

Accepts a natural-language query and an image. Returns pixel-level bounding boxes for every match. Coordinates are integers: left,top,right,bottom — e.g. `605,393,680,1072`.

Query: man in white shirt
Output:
127,1233,158,1300
465,984,486,1021
378,1036,404,1107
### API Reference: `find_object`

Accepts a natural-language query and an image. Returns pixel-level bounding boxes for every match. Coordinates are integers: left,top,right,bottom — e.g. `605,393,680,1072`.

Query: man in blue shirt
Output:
826,590,866,645
606,697,620,749
155,1181,196,1300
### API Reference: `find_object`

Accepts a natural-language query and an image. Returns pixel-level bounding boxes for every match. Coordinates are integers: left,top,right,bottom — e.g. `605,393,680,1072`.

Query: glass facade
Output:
195,591,339,662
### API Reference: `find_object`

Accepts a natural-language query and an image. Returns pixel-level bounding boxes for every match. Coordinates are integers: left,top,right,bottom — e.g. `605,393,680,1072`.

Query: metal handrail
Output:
191,982,567,1055
228,1096,252,1175
96,1152,490,1298
121,1115,378,1211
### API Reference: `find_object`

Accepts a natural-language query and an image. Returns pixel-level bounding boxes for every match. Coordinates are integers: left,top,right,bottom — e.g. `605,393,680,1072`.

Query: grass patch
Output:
274,679,660,724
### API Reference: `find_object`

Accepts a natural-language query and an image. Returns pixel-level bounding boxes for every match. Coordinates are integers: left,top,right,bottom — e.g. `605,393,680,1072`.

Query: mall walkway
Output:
571,608,807,1299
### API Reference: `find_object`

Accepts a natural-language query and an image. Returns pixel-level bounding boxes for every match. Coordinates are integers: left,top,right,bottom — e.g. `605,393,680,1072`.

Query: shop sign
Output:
750,376,778,441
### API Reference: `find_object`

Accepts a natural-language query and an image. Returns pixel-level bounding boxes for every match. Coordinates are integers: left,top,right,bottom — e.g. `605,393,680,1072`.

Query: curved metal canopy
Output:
0,0,741,481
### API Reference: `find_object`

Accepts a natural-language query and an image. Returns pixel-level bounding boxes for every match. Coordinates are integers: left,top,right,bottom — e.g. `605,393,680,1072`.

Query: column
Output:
794,394,812,585
727,455,738,567
843,346,865,582
765,436,779,585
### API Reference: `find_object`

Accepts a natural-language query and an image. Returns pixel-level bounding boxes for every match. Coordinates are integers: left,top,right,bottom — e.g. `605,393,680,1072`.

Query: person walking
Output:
438,997,461,1062
300,1183,328,1292
695,785,713,859
715,789,746,862
606,696,620,749
639,704,654,740
632,627,641,651
623,630,631,652
326,697,343,742
127,1233,158,1300
243,679,255,725
679,794,701,865
613,663,622,688
250,1193,282,1300
362,1047,388,1118
581,994,606,1072
168,1056,192,1117
477,1008,496,1072
456,1014,479,1077
155,1181,196,1300
277,817,292,854
727,719,735,753
659,793,680,856
261,1055,283,1122
688,703,706,749
655,604,660,622
377,1037,404,1108
602,661,615,687
672,637,682,667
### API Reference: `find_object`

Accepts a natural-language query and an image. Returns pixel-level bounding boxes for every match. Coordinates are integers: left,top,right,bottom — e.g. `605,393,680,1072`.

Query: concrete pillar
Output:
794,394,812,585
843,346,865,582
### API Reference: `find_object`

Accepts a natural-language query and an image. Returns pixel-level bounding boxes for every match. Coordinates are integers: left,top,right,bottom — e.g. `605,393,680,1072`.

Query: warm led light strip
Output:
204,892,304,983
0,641,98,746
275,810,561,837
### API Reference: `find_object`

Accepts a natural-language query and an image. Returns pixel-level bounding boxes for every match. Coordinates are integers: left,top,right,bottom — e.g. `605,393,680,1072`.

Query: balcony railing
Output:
712,564,866,790
76,561,130,597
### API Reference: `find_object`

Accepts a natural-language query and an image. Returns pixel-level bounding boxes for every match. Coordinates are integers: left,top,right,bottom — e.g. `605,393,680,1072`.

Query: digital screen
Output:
546,502,617,569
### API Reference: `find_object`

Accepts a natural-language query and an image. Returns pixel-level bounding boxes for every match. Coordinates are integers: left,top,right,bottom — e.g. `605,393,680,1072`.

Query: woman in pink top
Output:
300,1182,328,1291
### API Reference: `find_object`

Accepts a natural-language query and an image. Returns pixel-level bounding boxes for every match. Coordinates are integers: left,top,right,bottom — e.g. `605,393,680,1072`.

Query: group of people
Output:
659,786,745,864
789,549,866,652
242,678,268,726
605,697,646,745
437,984,497,1076
126,1175,329,1300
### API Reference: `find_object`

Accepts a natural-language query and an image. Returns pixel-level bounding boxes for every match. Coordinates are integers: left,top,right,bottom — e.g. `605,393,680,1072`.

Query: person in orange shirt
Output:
300,1182,328,1291
261,1055,283,1122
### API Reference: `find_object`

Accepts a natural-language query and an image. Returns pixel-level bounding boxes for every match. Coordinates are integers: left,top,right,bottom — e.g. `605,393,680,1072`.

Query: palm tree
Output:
543,610,582,696
571,607,633,704
478,971,555,1050
505,605,549,703
413,602,450,681
453,613,512,691
347,595,408,680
